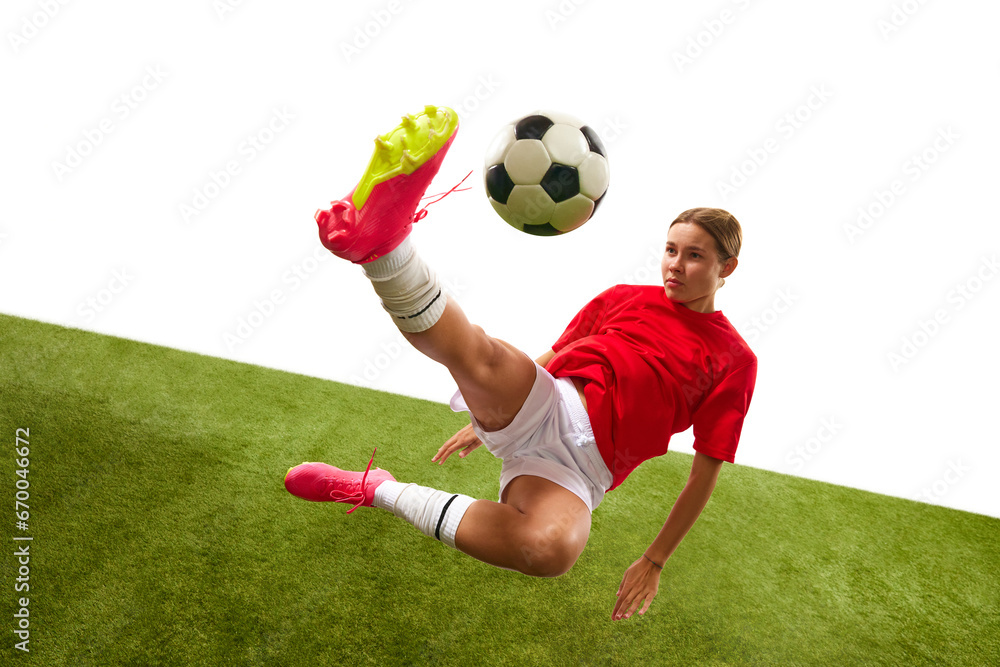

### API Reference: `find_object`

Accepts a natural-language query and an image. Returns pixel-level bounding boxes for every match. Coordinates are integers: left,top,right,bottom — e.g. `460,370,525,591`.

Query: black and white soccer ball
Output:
484,111,609,236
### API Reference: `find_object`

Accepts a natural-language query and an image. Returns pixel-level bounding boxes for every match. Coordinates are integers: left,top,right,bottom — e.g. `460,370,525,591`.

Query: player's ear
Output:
720,256,738,279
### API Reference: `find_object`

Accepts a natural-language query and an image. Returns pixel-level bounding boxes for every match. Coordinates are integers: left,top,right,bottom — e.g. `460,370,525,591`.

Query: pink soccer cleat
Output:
315,105,460,264
284,450,395,513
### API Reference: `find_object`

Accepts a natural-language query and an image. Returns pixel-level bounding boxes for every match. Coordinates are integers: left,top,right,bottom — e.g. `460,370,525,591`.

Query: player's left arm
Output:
612,451,724,620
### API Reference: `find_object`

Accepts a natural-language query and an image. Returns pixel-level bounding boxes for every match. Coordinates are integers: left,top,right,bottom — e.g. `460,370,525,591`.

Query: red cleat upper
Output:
316,127,458,264
284,453,395,513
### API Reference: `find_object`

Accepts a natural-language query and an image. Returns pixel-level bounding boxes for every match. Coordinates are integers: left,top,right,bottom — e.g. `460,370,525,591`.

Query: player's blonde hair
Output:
669,208,742,288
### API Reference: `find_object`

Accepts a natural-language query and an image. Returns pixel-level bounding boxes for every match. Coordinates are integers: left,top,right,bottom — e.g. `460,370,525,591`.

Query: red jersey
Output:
547,284,757,491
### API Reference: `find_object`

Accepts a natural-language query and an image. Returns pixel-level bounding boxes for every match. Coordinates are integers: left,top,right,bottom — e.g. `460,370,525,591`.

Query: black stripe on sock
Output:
434,494,459,541
400,289,442,320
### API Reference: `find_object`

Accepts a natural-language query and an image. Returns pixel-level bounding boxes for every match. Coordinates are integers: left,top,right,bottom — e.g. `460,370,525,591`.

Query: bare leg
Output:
401,299,536,432
307,118,589,574
358,243,587,573
453,476,592,577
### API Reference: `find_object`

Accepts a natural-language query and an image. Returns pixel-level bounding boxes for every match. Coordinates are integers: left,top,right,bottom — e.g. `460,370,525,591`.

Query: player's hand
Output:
432,423,482,464
612,556,661,620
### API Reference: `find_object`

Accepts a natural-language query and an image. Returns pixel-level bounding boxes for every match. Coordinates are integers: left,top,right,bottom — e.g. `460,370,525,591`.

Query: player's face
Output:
661,222,734,313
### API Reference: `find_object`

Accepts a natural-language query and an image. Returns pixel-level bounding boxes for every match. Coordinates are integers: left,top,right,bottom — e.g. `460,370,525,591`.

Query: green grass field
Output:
1,313,997,666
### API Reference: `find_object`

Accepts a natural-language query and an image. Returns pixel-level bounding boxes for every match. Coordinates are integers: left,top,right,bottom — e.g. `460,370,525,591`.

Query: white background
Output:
2,0,998,518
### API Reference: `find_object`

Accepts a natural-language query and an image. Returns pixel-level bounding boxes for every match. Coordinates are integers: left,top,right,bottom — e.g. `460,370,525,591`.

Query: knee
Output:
515,521,588,578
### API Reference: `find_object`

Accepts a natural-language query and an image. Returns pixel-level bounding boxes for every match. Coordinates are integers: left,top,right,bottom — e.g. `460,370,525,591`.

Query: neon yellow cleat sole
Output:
351,104,459,211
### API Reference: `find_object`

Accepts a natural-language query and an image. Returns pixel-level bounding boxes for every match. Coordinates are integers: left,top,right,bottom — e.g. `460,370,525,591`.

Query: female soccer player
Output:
285,106,757,621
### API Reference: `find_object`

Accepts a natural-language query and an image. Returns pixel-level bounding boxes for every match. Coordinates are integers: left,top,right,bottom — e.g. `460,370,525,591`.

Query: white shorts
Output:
449,362,613,512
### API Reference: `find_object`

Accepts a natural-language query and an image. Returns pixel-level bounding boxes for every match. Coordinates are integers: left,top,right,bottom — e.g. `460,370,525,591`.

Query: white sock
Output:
362,237,446,333
373,480,475,549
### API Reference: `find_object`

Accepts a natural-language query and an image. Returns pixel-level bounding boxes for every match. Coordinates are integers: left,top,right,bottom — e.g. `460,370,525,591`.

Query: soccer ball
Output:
484,111,609,236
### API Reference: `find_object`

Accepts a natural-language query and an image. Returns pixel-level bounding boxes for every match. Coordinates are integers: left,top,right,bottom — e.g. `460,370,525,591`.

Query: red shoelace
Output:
413,170,473,222
343,448,378,514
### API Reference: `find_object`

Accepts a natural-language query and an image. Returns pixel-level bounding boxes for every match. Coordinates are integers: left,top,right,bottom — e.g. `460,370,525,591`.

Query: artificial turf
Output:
1,313,997,666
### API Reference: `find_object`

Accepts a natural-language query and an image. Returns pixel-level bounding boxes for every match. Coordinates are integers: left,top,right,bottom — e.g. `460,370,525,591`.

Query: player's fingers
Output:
613,588,636,620
619,595,634,619
616,597,637,621
615,579,627,602
458,440,482,458
456,425,481,456
432,436,461,463
433,425,472,460
624,582,652,619
435,443,461,464
434,426,481,464
626,594,644,619
431,441,452,463
612,584,627,617
638,595,653,616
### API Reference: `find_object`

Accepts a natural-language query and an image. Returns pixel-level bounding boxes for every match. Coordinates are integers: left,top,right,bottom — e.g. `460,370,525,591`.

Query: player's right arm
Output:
435,284,615,465
433,349,556,464
535,348,556,369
